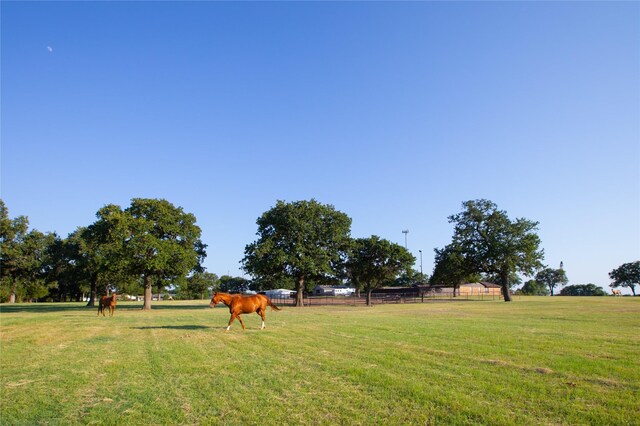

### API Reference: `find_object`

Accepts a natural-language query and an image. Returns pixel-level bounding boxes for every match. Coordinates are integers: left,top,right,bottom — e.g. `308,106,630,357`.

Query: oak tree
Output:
125,198,207,310
609,261,639,296
445,199,544,302
535,267,568,296
242,200,352,307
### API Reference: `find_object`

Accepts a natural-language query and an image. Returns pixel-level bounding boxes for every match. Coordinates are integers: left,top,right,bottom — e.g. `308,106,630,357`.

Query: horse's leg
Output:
257,308,266,329
236,314,246,330
226,313,237,331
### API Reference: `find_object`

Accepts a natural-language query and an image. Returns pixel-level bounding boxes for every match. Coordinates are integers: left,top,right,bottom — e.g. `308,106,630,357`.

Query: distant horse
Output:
209,292,280,331
612,289,622,296
98,293,117,317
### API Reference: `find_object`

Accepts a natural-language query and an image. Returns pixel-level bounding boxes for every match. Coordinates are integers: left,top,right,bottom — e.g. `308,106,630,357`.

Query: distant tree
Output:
392,268,426,287
179,272,219,299
430,245,478,297
45,234,86,302
560,284,606,296
125,198,207,310
242,200,352,307
535,267,568,296
0,200,57,302
1,200,29,302
79,205,132,306
444,200,544,302
519,279,549,296
218,275,250,293
345,236,415,306
609,261,639,296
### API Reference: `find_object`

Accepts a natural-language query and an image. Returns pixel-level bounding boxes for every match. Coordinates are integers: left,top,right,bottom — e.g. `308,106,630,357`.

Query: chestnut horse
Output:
209,292,280,331
98,293,117,317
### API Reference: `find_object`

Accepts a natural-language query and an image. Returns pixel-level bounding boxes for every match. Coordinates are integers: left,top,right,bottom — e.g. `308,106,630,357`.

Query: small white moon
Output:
47,46,53,53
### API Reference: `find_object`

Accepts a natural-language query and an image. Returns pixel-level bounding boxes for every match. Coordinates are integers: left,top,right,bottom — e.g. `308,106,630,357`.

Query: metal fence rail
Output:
266,292,507,307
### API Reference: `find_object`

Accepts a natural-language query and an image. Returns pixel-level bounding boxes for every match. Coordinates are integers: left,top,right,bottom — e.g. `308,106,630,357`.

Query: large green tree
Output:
535,267,568,296
346,236,415,305
125,198,207,310
609,261,639,296
445,199,544,302
76,204,133,306
242,199,352,307
0,200,57,302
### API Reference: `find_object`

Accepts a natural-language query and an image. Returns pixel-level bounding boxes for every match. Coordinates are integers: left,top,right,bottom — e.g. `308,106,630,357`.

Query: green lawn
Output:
1,297,638,425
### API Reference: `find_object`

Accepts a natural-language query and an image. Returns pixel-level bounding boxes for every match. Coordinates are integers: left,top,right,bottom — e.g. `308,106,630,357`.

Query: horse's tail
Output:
267,298,281,311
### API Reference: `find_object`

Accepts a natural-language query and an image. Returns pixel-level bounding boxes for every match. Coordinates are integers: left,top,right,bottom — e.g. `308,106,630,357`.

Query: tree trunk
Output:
86,274,97,307
142,275,152,310
501,272,512,302
366,289,372,306
295,276,305,307
549,284,554,296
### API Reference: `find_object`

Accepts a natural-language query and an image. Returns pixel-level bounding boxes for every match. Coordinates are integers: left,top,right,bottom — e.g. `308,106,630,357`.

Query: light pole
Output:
419,250,423,281
402,229,409,249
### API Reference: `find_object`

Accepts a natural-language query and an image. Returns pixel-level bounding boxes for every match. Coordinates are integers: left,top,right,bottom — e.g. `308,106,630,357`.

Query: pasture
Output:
1,297,638,425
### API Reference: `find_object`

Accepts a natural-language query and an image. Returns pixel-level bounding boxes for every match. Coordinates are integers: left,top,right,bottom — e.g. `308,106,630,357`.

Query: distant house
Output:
312,285,355,296
418,282,502,297
458,282,502,296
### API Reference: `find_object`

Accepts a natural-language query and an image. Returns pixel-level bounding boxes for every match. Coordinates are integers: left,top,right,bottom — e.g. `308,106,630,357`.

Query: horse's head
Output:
209,292,222,308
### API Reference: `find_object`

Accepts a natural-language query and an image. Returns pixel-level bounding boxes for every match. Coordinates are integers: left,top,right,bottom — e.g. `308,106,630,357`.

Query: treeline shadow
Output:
0,304,91,314
0,302,210,314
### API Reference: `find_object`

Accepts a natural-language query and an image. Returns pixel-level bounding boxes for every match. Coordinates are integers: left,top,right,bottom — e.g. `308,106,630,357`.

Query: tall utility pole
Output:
402,229,409,249
419,249,423,280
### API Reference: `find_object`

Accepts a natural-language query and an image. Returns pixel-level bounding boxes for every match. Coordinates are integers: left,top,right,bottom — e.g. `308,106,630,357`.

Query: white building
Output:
312,285,355,296
261,289,295,299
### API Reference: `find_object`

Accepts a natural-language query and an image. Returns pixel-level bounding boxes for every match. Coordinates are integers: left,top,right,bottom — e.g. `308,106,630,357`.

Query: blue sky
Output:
2,2,638,292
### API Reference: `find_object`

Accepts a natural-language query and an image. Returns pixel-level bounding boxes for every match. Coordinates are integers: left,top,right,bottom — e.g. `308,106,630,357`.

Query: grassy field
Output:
1,297,638,425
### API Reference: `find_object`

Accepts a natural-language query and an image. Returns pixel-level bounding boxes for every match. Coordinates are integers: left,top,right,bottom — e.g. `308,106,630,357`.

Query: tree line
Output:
1,198,637,306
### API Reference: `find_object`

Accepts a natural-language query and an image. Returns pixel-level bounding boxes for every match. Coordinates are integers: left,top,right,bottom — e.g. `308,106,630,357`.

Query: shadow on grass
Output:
132,325,211,330
0,302,210,314
0,304,90,314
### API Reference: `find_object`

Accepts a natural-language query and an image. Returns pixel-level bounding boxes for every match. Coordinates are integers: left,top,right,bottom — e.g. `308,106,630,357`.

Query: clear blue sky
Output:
2,2,638,292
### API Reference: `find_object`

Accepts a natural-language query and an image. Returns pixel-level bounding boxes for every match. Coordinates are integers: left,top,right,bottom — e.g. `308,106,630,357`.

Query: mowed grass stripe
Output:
1,297,638,425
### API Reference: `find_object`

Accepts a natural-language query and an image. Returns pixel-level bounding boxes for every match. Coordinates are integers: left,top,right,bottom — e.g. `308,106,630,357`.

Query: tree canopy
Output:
535,267,568,296
179,272,219,300
125,198,207,309
346,236,415,305
519,279,549,296
0,200,57,302
609,261,639,296
242,199,352,307
443,199,544,302
430,244,478,296
560,284,607,296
